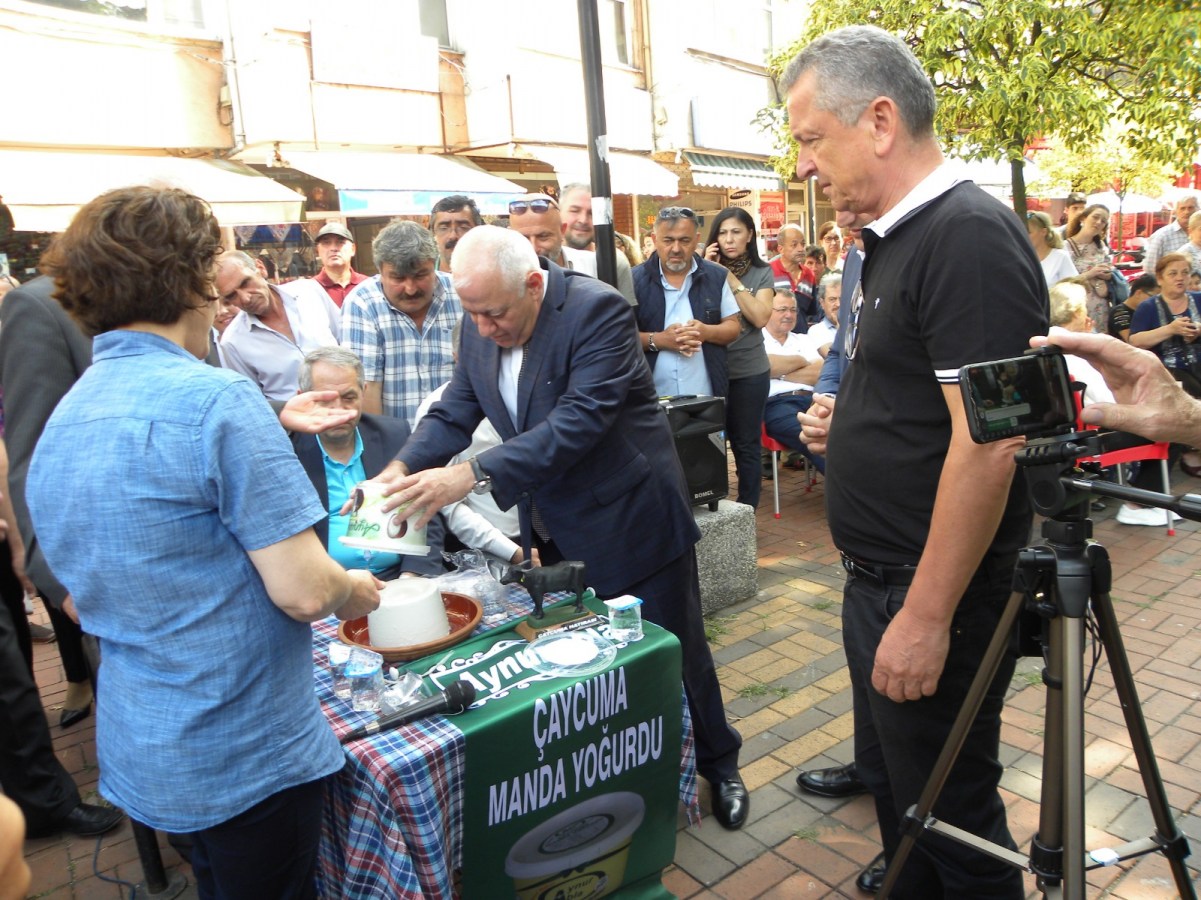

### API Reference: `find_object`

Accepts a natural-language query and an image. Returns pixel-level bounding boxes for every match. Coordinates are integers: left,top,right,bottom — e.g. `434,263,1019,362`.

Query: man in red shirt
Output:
771,224,817,332
312,222,366,307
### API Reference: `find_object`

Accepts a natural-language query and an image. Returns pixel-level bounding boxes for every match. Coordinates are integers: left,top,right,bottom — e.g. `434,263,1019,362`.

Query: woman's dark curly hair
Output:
40,185,222,336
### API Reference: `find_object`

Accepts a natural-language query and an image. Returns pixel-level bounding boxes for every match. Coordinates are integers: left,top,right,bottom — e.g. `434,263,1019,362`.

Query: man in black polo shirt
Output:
787,26,1046,898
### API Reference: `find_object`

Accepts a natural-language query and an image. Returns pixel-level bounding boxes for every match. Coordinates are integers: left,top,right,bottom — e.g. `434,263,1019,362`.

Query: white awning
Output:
280,151,525,217
515,145,678,197
0,150,305,232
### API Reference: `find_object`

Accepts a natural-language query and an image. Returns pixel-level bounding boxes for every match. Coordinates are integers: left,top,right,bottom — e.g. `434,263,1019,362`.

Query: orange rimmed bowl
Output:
338,591,483,663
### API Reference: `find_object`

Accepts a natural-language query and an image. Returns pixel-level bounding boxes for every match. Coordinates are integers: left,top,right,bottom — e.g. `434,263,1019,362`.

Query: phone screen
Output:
959,350,1075,443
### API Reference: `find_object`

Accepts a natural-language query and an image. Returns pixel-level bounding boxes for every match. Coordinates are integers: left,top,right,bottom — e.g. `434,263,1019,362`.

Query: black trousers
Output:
726,370,770,509
0,539,31,674
842,558,1024,899
41,588,93,686
188,777,327,900
0,579,81,831
533,537,742,783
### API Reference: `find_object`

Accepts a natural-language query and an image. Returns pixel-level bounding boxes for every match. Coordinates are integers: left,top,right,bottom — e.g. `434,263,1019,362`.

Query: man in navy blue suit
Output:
374,225,749,829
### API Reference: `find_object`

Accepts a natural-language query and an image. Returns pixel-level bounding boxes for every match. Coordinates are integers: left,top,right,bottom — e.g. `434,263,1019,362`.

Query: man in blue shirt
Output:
291,348,444,578
633,207,740,398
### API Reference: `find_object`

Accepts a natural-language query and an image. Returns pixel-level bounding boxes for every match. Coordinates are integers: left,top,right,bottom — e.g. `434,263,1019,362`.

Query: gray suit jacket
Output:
0,277,93,607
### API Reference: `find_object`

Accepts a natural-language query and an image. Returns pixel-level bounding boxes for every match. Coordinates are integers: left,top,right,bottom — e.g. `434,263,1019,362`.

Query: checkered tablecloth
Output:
311,587,698,899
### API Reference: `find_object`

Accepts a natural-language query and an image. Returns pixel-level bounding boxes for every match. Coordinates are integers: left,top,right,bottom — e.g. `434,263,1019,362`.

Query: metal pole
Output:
576,0,618,289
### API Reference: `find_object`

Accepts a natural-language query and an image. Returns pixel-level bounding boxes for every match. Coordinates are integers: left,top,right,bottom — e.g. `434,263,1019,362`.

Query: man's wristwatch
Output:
468,456,492,494
647,331,659,352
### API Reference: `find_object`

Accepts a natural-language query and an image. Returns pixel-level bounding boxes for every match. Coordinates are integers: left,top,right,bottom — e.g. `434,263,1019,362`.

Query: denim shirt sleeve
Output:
203,378,326,550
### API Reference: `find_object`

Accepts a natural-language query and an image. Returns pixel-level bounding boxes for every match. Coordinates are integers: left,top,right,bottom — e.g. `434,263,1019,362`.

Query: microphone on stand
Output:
340,680,477,744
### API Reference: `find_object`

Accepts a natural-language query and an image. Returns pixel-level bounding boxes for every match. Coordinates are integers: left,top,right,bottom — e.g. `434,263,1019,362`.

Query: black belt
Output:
840,553,917,587
771,388,812,398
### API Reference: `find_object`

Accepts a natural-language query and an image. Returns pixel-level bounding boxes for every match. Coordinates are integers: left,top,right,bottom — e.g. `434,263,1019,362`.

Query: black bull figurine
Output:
499,560,586,620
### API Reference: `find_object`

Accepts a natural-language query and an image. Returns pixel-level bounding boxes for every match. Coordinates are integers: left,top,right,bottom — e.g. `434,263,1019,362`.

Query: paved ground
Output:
19,463,1201,898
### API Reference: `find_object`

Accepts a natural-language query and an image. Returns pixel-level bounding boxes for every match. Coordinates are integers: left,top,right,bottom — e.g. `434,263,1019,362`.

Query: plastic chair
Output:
1073,385,1174,535
760,424,817,518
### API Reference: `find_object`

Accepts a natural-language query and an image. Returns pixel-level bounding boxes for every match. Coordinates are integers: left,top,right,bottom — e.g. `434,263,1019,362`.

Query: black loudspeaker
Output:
660,395,727,511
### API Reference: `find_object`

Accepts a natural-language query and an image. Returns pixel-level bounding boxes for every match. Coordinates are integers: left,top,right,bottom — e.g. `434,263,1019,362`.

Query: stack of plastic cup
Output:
346,647,385,713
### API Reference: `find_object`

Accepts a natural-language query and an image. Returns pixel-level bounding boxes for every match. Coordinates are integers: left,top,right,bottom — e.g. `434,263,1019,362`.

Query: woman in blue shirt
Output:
27,186,380,899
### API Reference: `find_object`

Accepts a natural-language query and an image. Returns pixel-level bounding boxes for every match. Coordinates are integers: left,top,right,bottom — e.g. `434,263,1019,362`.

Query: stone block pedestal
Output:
694,499,757,615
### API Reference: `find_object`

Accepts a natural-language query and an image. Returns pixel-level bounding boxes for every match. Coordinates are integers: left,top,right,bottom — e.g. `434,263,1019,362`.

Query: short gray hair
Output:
217,249,257,273
372,220,438,274
780,25,936,139
299,346,365,391
560,182,590,200
451,225,540,295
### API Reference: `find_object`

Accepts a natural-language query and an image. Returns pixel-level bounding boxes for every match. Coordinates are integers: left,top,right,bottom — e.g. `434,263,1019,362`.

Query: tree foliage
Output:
763,0,1201,215
1027,126,1179,199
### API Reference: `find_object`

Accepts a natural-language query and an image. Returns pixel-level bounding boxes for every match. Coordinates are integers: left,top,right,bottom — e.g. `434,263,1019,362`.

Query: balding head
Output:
452,226,545,349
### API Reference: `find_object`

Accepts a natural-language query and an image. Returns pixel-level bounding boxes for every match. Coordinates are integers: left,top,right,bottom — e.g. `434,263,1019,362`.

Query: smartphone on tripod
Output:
959,347,1075,444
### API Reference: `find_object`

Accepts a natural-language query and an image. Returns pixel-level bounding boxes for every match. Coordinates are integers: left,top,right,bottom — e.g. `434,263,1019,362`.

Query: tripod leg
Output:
876,587,1028,898
1090,585,1196,898
1027,539,1090,900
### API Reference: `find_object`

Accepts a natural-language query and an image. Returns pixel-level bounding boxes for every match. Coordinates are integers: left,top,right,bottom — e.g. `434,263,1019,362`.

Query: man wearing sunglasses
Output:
507,194,637,306
633,207,740,400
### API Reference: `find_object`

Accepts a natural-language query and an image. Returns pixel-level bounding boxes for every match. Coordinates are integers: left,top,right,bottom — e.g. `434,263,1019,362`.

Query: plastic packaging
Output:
439,548,510,624
328,640,353,700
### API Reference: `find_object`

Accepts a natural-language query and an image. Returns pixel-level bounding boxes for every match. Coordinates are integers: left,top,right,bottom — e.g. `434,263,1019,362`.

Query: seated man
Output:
762,290,826,472
291,347,443,578
808,272,841,353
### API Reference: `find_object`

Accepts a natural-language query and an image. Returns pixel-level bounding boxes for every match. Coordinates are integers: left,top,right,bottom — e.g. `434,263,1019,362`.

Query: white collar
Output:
867,161,963,240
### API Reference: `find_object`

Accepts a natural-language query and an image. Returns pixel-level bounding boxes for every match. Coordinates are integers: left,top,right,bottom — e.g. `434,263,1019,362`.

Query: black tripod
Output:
878,430,1199,899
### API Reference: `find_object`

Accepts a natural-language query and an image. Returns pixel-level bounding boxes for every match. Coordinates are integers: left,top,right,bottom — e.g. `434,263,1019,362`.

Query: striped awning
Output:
683,152,782,191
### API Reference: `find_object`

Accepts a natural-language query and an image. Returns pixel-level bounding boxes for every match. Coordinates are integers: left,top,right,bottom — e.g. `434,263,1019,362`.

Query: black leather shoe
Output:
855,852,887,895
27,802,124,838
796,762,867,798
710,776,750,830
60,701,92,730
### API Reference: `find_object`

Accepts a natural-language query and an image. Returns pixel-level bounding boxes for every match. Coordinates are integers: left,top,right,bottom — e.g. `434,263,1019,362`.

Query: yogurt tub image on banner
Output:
505,792,645,900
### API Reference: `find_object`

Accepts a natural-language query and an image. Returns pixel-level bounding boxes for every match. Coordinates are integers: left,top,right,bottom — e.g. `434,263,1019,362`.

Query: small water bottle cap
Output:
604,595,643,612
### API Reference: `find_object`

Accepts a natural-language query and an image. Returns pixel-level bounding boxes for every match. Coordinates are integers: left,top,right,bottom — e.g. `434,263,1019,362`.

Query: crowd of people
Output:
1,22,1200,899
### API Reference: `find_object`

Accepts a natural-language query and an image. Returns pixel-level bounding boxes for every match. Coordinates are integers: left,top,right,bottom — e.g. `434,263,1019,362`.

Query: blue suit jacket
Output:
291,413,444,578
398,261,700,595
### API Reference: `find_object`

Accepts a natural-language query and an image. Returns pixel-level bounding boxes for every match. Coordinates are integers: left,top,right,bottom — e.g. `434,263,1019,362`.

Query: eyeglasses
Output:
843,281,864,361
508,198,557,215
656,207,696,221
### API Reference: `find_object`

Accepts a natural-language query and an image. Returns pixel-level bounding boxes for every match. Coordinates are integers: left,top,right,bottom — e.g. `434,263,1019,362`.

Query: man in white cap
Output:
312,222,366,308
